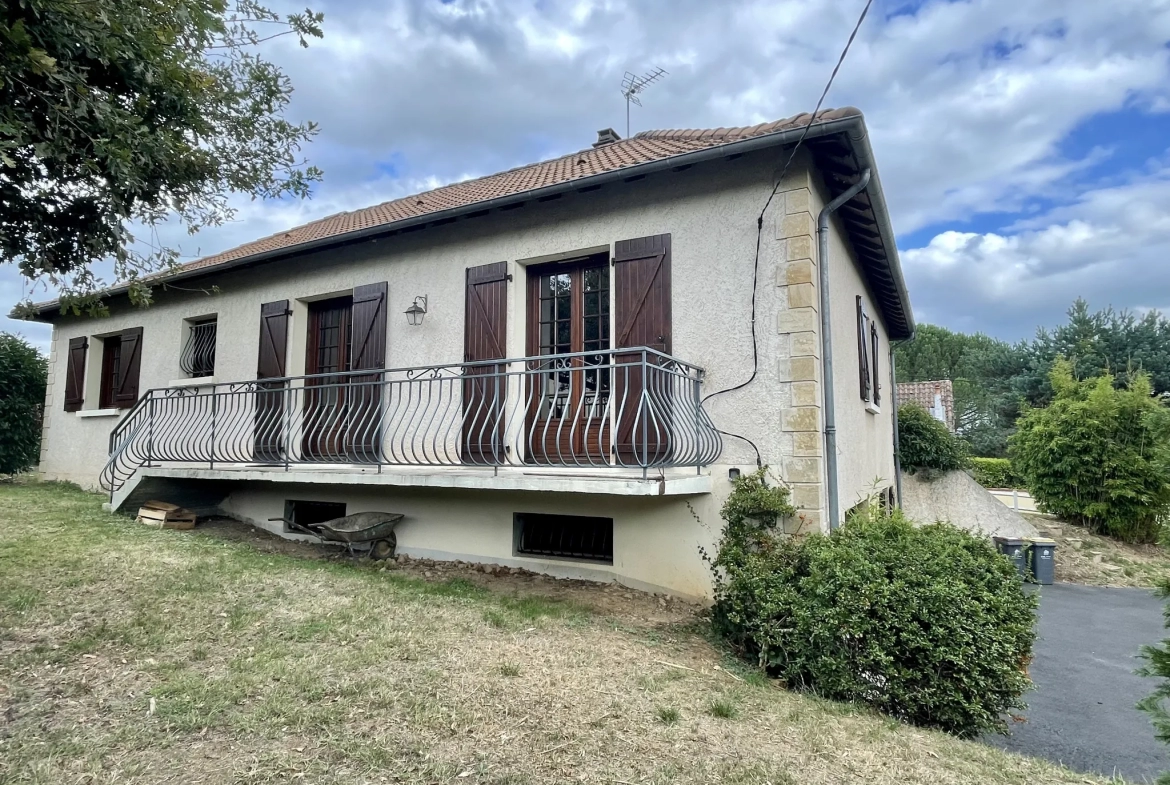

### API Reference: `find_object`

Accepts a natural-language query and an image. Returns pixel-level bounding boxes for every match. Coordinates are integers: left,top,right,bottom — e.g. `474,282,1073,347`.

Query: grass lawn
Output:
0,481,1118,785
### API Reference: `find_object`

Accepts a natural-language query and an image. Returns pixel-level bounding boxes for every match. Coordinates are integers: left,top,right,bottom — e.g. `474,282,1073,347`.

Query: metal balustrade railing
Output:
179,320,217,377
100,347,722,492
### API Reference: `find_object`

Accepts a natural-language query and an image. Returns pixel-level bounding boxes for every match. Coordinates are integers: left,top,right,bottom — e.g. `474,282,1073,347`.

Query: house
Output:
896,380,955,431
21,107,913,600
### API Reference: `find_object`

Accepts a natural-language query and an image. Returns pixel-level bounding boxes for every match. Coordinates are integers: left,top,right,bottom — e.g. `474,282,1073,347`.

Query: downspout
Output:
818,168,872,531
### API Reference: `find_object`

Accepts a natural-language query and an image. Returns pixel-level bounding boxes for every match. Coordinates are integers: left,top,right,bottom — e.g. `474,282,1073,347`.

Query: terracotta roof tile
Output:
178,107,861,274
896,380,955,431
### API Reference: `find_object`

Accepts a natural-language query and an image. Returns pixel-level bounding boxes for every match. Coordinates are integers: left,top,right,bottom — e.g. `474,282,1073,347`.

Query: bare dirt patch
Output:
193,515,700,625
1026,514,1170,587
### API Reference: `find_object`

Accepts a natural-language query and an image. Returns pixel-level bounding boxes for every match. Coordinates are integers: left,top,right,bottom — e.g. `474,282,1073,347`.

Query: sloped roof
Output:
23,107,914,337
182,107,862,273
897,380,955,431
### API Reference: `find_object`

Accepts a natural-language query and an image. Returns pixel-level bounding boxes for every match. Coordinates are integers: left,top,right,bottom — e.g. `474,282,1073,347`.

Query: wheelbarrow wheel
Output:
370,536,396,561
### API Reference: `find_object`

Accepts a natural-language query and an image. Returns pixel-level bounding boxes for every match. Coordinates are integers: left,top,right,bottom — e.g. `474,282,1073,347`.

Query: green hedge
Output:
709,474,1037,738
969,457,1023,489
1011,359,1170,543
0,333,47,475
897,403,970,476
1138,580,1170,785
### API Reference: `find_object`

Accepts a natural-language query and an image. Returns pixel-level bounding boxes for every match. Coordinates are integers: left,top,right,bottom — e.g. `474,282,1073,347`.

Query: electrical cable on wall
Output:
702,0,874,468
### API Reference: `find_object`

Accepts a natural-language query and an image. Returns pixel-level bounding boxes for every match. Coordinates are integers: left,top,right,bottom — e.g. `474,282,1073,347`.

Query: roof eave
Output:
19,112,912,334
841,122,915,339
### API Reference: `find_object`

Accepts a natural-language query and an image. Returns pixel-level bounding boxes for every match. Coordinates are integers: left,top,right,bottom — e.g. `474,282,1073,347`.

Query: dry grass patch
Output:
0,480,1117,784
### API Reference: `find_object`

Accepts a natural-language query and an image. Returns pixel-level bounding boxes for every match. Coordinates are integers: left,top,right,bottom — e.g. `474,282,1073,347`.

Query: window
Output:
98,335,123,409
283,500,346,533
514,512,614,563
528,255,610,418
181,317,217,377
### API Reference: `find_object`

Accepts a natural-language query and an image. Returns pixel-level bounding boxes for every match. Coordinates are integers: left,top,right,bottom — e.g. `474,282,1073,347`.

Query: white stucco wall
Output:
40,150,799,485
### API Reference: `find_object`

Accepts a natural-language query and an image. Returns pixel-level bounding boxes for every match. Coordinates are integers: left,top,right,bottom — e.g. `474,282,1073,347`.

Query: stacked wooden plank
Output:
136,500,197,530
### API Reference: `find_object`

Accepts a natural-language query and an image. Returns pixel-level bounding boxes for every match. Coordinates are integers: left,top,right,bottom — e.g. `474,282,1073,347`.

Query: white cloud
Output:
4,0,1170,345
903,161,1170,335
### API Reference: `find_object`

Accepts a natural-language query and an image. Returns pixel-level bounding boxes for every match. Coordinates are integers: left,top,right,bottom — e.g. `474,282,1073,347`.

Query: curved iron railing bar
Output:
100,347,722,491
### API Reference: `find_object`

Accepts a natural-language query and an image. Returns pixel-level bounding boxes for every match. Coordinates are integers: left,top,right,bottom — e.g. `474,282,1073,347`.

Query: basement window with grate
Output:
514,513,614,564
180,317,217,377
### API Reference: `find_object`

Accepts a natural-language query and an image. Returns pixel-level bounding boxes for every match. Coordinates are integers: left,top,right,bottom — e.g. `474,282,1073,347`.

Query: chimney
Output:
593,128,621,147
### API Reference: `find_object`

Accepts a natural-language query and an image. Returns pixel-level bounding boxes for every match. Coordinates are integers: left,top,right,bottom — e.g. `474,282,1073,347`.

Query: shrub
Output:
1138,580,1170,785
1010,359,1170,543
710,483,1036,738
897,403,970,476
969,457,1023,489
0,333,48,476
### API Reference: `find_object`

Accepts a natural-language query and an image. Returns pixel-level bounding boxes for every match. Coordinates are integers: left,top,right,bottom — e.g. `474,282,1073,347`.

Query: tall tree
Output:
1,0,323,314
894,324,1026,456
1018,299,1170,405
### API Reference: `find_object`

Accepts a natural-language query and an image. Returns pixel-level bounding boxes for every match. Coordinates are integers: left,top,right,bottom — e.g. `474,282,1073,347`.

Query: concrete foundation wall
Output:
220,480,728,600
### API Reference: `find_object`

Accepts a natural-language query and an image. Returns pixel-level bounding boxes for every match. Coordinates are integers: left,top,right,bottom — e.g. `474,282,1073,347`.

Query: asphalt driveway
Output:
985,583,1168,782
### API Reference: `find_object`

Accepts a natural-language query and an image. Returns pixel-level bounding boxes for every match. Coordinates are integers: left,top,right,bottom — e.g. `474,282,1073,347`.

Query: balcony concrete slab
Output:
111,463,712,511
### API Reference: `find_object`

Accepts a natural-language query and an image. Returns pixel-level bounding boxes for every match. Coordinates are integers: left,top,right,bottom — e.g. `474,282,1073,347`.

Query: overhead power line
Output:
702,0,875,465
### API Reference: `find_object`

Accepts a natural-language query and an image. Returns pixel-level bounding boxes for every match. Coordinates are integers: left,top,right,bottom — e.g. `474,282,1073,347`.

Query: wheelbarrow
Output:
269,511,403,560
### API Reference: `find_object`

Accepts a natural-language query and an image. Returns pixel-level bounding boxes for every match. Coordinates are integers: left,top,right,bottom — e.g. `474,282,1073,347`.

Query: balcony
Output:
100,348,722,494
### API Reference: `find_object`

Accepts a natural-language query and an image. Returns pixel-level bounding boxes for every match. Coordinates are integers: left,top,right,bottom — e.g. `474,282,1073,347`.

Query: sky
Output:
6,0,1170,351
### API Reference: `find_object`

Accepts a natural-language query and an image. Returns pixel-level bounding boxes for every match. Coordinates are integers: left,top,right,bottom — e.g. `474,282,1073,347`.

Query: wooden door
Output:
463,263,508,464
525,255,611,464
613,234,671,465
255,300,290,462
303,296,353,461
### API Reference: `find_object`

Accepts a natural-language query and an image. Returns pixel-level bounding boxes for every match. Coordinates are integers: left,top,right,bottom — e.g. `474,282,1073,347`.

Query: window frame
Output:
856,295,871,403
98,335,123,410
180,316,218,378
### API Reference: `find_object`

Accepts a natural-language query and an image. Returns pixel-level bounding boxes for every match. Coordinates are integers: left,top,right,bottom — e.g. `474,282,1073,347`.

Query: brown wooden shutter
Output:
351,282,388,371
857,296,871,401
871,322,881,406
464,263,508,362
257,299,291,378
255,300,291,462
113,327,143,407
613,234,672,464
613,233,671,354
348,282,388,462
63,336,88,412
463,262,508,463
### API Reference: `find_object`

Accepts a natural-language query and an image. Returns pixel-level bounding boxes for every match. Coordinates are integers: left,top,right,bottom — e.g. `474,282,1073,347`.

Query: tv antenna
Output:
621,67,668,138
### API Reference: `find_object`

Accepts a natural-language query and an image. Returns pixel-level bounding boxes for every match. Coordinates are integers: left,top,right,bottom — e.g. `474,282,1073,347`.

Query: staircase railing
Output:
99,347,722,492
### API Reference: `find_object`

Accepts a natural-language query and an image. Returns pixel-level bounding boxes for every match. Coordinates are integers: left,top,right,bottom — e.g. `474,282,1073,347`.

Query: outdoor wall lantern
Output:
405,295,428,327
